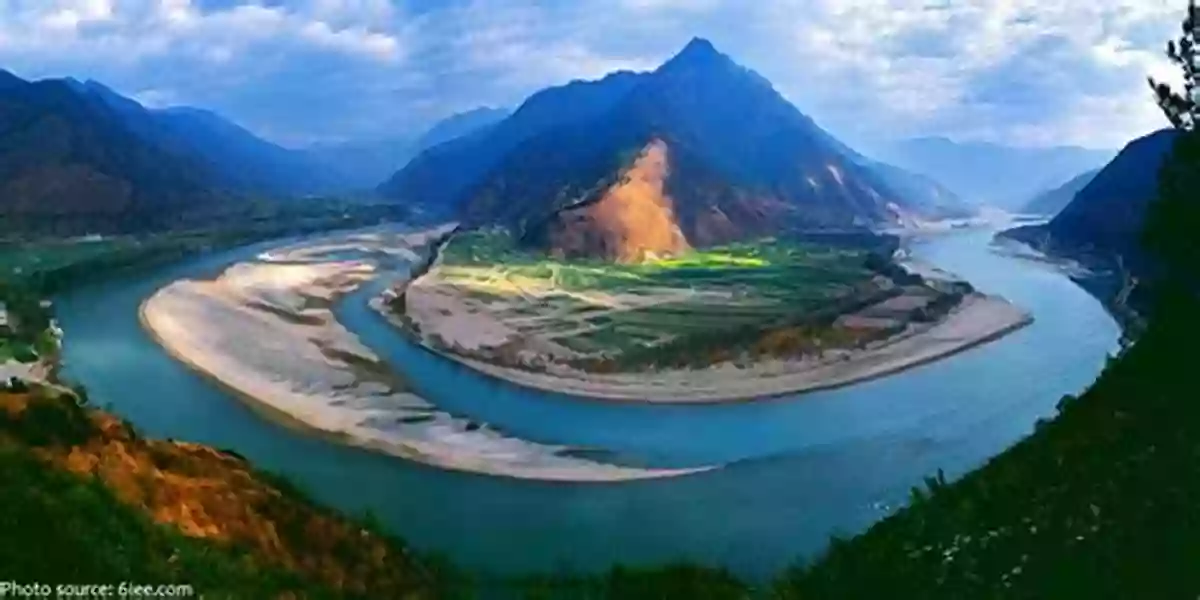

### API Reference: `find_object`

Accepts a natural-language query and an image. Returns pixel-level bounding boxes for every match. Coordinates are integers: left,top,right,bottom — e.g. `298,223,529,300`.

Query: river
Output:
52,227,1119,581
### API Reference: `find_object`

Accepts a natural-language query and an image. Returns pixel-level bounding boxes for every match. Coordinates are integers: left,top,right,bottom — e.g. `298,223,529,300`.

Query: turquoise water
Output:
53,227,1119,580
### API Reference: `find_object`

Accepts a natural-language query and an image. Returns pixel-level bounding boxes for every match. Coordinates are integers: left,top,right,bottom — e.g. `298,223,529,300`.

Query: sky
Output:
0,0,1187,150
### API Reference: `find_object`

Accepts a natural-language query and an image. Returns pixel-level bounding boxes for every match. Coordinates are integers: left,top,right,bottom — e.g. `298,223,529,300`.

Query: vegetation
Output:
0,199,407,367
9,8,1200,595
0,384,456,599
522,10,1200,597
0,280,56,365
436,229,956,371
1,200,407,297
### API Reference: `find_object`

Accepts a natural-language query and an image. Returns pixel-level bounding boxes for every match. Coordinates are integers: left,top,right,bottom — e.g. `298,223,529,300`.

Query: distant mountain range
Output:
872,137,1116,209
0,69,509,232
1021,169,1102,216
813,130,976,221
413,107,510,151
304,107,510,189
0,71,230,232
63,78,360,197
380,38,977,261
1003,129,1179,272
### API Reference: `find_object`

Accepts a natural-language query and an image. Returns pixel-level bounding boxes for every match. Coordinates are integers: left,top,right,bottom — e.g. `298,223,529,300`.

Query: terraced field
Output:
416,229,959,371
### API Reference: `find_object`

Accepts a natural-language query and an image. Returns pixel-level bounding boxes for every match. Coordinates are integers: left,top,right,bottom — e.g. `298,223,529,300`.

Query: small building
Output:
0,301,10,332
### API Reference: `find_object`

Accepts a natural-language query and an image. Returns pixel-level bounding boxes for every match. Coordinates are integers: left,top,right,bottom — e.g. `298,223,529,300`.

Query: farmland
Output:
411,229,967,372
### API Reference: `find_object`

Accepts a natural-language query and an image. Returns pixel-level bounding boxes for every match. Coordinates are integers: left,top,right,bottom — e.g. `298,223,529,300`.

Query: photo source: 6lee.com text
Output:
0,582,195,599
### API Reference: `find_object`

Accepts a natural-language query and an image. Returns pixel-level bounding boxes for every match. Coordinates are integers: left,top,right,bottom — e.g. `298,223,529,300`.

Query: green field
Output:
431,229,938,370
442,230,874,296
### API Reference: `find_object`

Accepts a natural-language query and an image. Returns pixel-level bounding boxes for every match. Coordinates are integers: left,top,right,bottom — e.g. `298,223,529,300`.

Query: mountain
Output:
863,161,977,220
874,137,1115,209
302,136,415,191
811,128,977,220
1021,168,1101,216
381,38,969,261
72,80,350,196
0,71,227,232
1003,129,1179,270
1039,130,1177,255
413,107,509,151
378,70,644,217
306,107,510,189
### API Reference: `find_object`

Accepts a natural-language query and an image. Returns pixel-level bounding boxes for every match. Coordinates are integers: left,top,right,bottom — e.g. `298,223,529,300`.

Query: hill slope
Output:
414,107,510,151
384,38,970,261
1004,129,1178,266
1041,130,1177,255
0,383,448,598
378,70,644,217
73,80,351,196
0,72,226,232
813,130,977,221
1022,168,1101,216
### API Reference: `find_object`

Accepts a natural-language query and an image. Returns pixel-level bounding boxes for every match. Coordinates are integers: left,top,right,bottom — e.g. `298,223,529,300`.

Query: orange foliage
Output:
3,390,434,598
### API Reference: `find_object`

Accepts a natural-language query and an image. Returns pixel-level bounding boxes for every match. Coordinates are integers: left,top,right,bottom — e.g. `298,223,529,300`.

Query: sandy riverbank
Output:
140,227,712,481
388,276,1033,404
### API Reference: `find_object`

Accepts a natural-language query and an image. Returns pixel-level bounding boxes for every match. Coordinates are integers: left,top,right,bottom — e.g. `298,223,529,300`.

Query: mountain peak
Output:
657,36,729,71
681,37,718,56
663,37,730,69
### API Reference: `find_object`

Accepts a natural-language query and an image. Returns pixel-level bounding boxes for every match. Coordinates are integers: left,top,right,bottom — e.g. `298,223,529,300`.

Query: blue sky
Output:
0,0,1185,150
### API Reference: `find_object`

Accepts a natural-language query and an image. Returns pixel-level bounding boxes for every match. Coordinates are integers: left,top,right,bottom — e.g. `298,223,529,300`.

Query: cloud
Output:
0,0,1187,150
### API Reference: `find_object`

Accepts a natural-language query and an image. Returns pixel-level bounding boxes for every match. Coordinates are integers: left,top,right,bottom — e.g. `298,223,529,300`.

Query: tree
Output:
1146,0,1200,292
1150,1,1200,130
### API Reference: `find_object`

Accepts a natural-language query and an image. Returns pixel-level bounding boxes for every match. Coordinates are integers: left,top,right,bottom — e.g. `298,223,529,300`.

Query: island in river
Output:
138,222,1031,478
379,228,1034,403
139,225,713,482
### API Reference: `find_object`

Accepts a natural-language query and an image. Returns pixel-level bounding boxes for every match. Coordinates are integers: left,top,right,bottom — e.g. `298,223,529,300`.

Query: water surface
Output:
55,227,1119,579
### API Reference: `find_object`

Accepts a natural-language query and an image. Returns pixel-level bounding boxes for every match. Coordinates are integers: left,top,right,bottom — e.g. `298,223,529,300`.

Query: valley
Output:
58,222,1119,579
2,5,1193,594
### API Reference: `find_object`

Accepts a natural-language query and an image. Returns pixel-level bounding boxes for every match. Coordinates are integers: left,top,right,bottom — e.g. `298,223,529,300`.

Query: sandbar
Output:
387,269,1034,404
140,226,713,481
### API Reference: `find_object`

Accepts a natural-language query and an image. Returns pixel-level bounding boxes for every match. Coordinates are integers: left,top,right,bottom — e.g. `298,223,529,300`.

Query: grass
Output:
434,229,920,368
441,230,876,296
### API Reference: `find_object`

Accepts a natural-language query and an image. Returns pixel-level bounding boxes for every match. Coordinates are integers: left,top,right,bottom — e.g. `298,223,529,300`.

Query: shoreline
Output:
137,228,714,482
382,284,1034,404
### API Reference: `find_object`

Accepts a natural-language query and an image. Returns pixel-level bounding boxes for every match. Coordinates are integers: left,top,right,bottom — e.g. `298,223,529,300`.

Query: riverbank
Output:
139,226,713,482
384,272,1033,403
992,229,1146,337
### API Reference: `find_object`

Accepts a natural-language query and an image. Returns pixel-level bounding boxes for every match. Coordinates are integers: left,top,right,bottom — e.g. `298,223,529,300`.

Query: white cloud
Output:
0,0,1188,148
0,0,402,63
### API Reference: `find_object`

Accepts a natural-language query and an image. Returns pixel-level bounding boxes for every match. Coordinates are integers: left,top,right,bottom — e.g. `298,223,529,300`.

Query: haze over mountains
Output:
5,35,1160,264
303,107,511,189
1022,169,1102,216
871,137,1117,209
380,38,978,261
1004,129,1178,272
